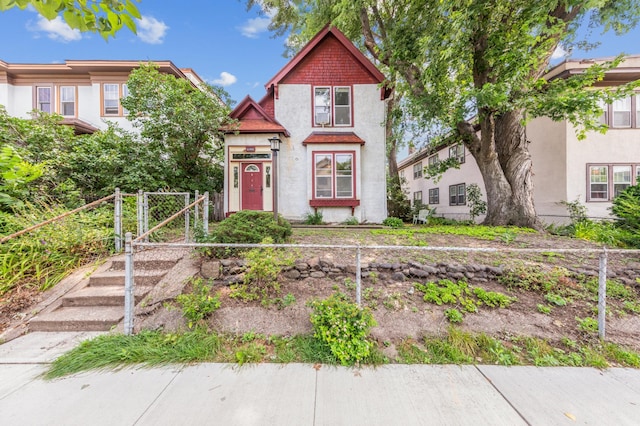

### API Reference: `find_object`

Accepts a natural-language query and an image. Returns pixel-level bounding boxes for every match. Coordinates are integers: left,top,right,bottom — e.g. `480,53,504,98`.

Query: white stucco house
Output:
399,55,640,224
0,59,204,134
223,25,391,223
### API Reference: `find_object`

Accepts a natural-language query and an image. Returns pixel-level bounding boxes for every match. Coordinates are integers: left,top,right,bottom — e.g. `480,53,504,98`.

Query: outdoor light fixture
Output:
269,135,281,221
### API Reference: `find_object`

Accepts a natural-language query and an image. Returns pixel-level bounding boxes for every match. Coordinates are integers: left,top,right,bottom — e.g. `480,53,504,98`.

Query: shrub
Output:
466,184,487,222
611,185,640,230
342,216,359,225
444,308,464,323
382,217,404,228
308,292,377,366
303,210,324,225
176,277,221,328
199,210,291,256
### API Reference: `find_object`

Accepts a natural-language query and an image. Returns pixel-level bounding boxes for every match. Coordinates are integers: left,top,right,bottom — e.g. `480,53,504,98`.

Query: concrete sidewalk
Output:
1,333,639,425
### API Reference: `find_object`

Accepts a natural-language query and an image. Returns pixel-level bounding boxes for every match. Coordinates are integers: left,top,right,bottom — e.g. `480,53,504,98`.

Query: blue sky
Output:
1,2,640,106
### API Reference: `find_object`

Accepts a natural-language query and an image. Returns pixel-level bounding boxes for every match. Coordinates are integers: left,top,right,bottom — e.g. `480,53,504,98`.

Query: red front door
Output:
241,163,263,210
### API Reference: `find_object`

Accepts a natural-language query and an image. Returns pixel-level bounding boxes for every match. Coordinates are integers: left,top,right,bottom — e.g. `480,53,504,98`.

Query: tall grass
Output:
0,202,117,295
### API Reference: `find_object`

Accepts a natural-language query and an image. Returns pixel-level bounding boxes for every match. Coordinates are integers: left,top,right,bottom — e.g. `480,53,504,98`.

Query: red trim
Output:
309,199,360,207
226,95,290,137
311,150,357,202
303,132,365,145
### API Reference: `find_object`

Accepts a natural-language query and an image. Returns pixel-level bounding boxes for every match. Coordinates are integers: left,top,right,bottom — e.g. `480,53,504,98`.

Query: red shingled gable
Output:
226,95,289,136
302,131,365,145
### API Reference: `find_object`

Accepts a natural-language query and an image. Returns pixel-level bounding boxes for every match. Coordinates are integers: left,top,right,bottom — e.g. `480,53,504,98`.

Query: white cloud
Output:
29,16,82,42
239,17,270,38
136,16,168,44
211,72,238,87
551,44,569,60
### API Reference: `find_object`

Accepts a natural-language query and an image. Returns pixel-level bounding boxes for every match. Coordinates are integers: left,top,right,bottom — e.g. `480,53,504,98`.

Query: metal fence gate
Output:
138,191,191,242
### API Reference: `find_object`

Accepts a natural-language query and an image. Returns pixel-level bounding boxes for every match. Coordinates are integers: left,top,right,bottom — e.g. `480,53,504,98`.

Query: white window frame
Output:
59,86,76,117
36,86,52,113
413,162,423,179
588,165,609,201
612,96,632,128
103,83,120,116
334,86,351,126
314,152,354,199
613,165,632,198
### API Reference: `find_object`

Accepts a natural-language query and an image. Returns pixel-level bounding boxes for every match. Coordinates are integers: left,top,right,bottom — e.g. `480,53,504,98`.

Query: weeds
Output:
175,277,221,329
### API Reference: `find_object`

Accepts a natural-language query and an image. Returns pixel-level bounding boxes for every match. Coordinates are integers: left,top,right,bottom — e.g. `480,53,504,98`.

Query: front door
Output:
241,163,263,210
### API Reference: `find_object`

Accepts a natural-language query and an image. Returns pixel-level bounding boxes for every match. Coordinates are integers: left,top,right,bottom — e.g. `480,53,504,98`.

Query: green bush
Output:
176,277,221,329
382,217,404,228
308,292,377,366
200,210,292,256
611,185,640,230
303,210,324,225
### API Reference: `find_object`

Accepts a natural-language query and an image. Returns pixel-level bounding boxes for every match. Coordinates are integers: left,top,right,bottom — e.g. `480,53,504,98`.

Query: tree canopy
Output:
0,0,140,39
256,0,640,227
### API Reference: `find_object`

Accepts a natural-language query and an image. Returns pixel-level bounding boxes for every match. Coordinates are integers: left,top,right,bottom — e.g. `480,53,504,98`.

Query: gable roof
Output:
264,25,387,92
227,95,289,136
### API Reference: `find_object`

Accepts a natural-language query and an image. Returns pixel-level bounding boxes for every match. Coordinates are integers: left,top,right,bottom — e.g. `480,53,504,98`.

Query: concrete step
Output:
61,285,153,307
89,270,167,287
29,307,124,332
111,258,178,271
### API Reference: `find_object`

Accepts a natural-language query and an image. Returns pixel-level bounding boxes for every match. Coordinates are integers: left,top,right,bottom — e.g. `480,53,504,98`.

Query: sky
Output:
1,2,640,107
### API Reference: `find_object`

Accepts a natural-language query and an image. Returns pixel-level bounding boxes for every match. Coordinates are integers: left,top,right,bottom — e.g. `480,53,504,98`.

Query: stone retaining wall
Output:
201,256,639,287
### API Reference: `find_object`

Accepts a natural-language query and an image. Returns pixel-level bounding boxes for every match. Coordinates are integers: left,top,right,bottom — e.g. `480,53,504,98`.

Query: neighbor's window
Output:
314,87,331,126
314,152,354,199
449,143,465,163
36,86,52,113
449,183,466,206
428,154,439,167
103,83,120,115
59,86,75,116
613,165,631,197
122,84,129,115
612,96,632,128
413,191,422,205
429,188,439,204
589,166,609,200
413,162,423,179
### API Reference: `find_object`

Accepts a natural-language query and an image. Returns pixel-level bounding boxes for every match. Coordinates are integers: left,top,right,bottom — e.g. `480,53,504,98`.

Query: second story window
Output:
59,86,75,116
599,95,640,128
612,96,631,128
36,86,52,113
413,162,423,179
449,143,465,163
314,86,352,127
103,84,120,115
428,154,439,167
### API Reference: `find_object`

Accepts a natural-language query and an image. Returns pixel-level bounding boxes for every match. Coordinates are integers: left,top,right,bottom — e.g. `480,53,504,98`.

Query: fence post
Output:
203,191,210,235
194,190,200,225
356,244,362,306
137,190,144,239
184,193,190,243
114,188,122,252
598,248,608,340
124,232,135,336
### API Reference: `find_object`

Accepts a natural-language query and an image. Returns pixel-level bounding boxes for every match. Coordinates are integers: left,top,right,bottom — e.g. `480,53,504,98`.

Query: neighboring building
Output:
0,59,204,134
398,55,640,224
223,25,391,223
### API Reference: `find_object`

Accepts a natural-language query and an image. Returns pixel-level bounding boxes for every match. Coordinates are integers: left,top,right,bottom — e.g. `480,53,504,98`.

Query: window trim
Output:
35,85,53,113
312,85,353,128
413,191,422,206
587,163,639,202
312,151,356,200
413,162,423,179
600,95,639,128
58,85,77,117
428,154,439,167
428,188,440,205
449,143,465,164
449,183,466,206
101,82,128,117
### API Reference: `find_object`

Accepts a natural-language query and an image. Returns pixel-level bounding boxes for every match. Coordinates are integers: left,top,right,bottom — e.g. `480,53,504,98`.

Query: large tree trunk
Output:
459,109,542,229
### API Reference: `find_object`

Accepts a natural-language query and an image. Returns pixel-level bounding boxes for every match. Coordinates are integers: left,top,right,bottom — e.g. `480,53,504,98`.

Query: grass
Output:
371,225,536,241
45,327,640,379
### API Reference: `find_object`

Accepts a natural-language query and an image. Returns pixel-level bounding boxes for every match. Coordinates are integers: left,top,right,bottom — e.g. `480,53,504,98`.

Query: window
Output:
122,84,129,115
413,162,423,179
612,96,632,128
314,152,354,199
613,165,631,197
589,166,608,200
314,86,352,127
637,166,640,183
449,183,466,206
429,188,439,205
413,191,422,205
598,99,608,125
103,84,120,115
266,166,271,188
59,86,75,116
334,87,351,126
449,143,465,163
36,86,52,113
314,87,331,126
600,95,640,128
428,154,439,167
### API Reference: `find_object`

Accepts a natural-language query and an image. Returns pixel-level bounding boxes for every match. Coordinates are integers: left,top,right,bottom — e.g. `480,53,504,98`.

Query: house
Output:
0,59,204,134
223,25,391,223
398,55,640,224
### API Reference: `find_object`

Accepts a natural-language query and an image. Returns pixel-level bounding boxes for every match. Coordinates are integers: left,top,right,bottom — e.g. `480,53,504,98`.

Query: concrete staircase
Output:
29,252,180,332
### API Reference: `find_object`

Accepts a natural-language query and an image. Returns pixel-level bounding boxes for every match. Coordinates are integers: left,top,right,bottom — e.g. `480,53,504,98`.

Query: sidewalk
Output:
1,332,639,425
